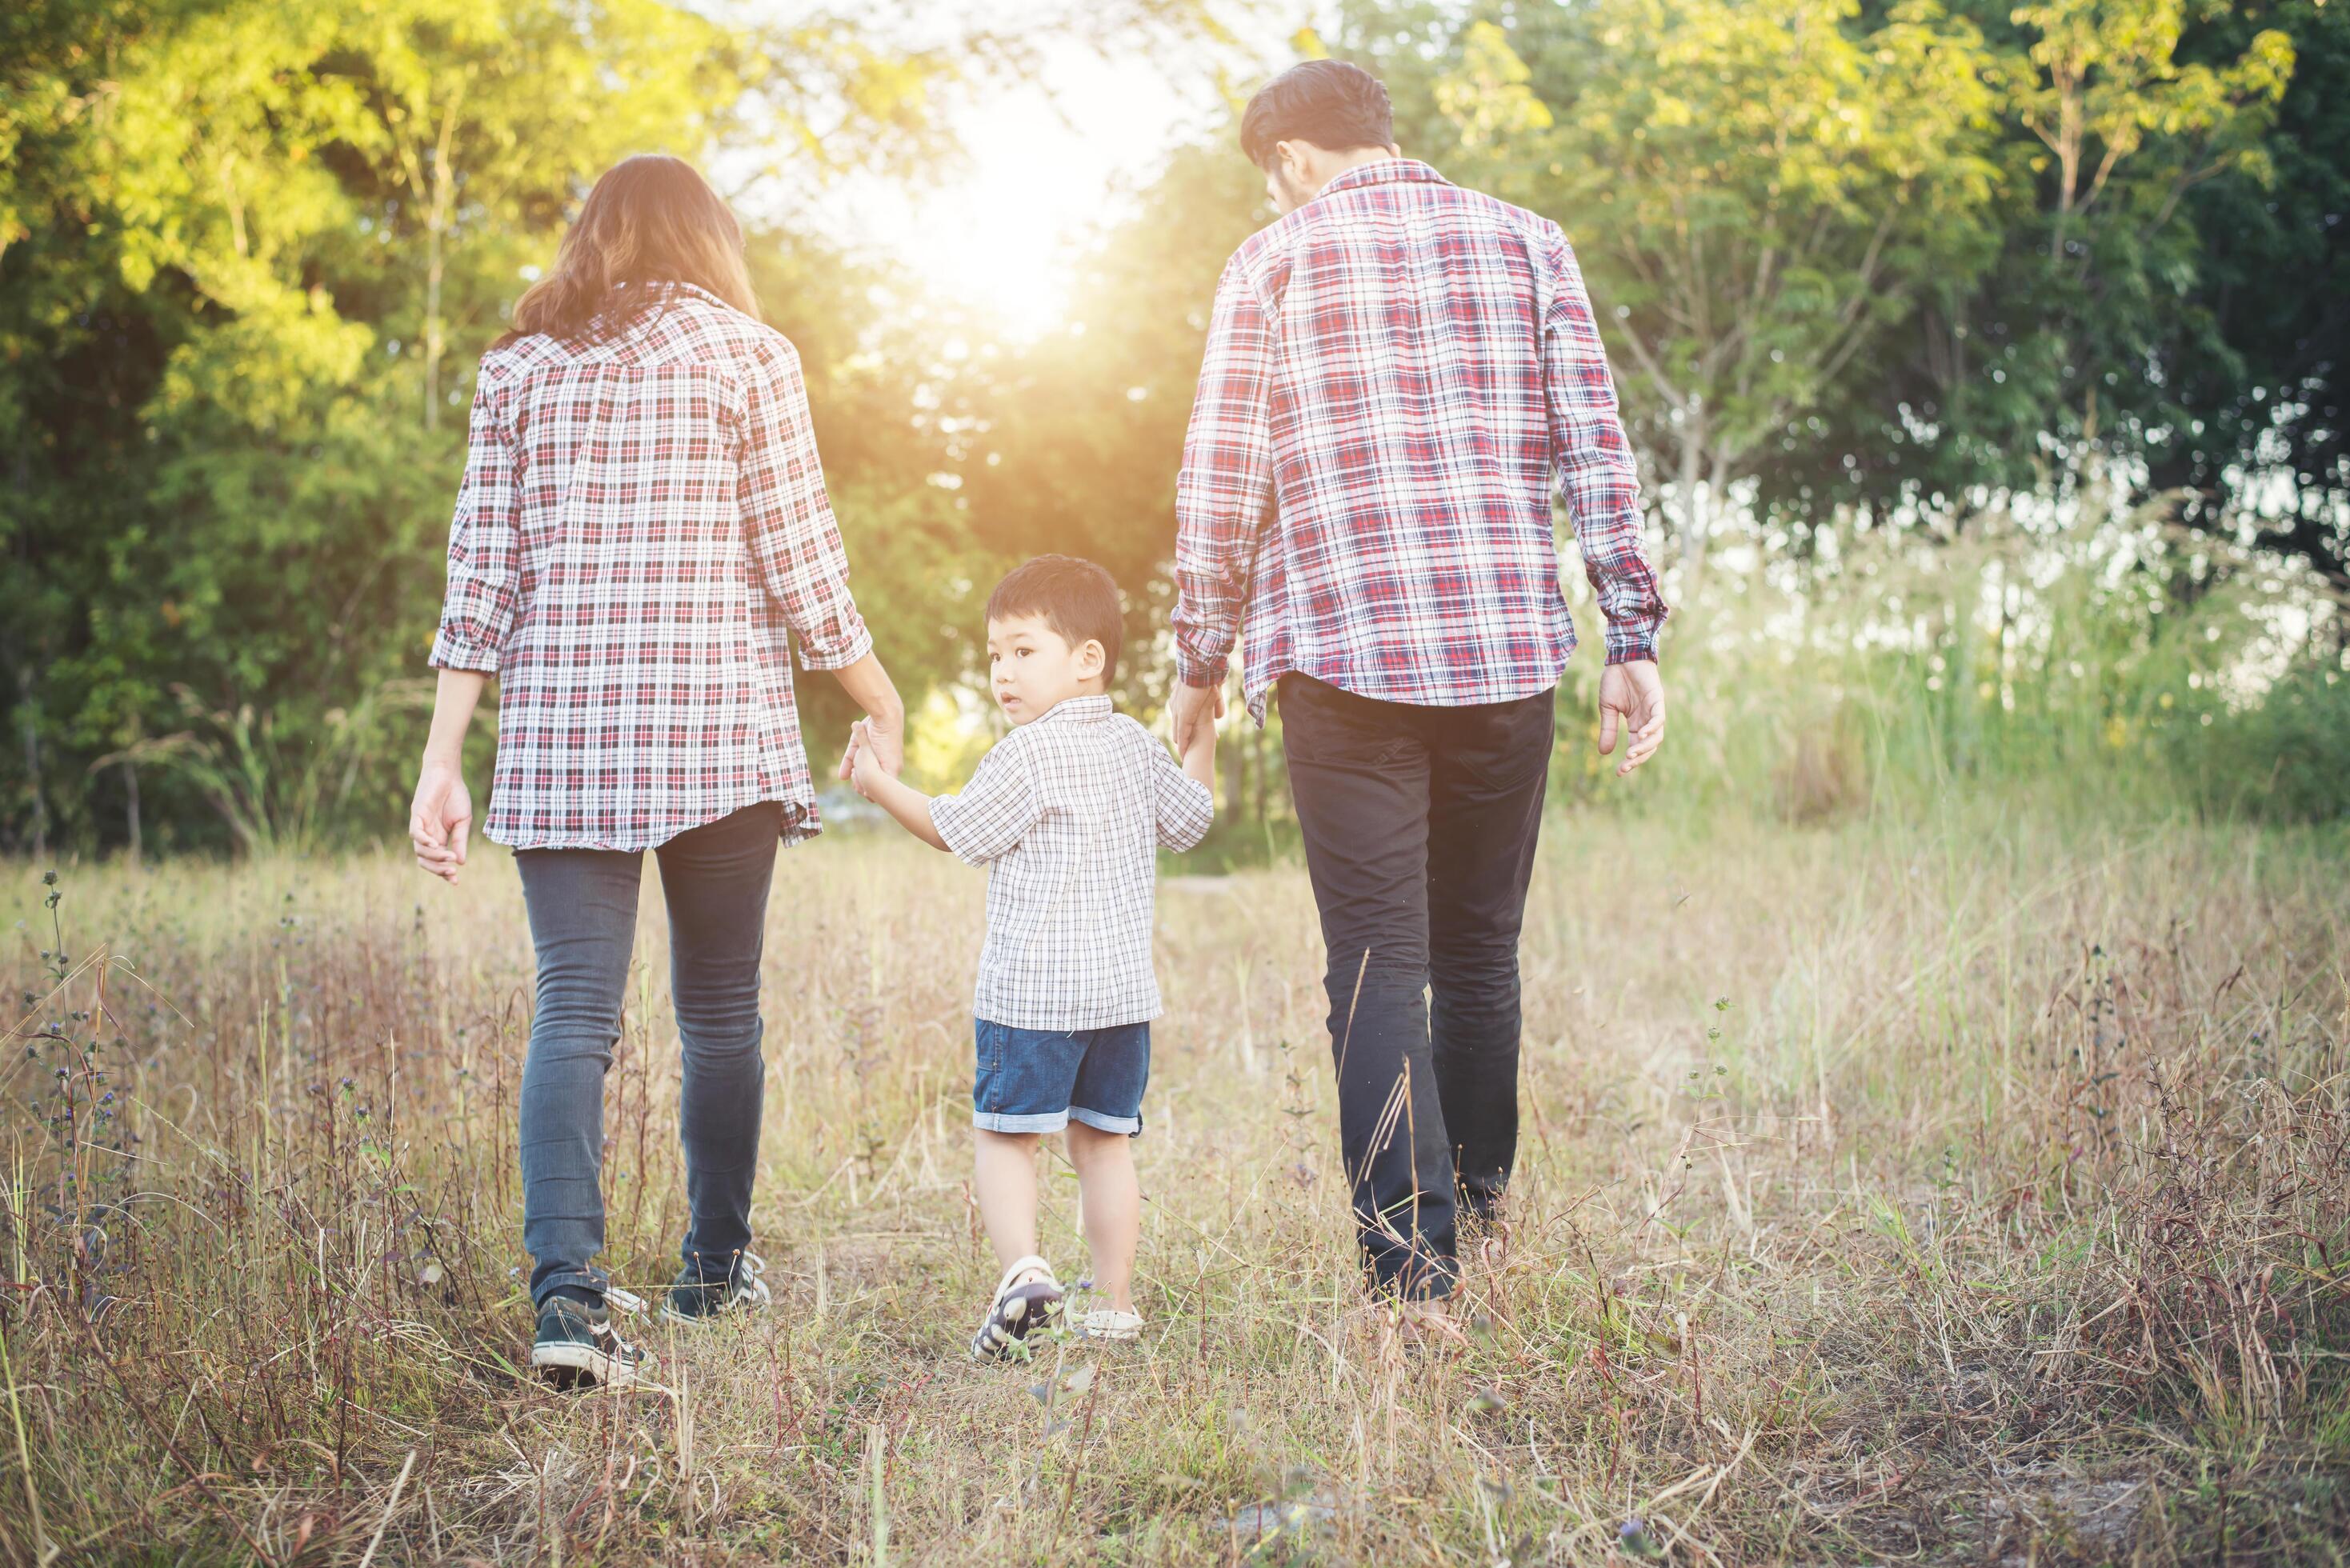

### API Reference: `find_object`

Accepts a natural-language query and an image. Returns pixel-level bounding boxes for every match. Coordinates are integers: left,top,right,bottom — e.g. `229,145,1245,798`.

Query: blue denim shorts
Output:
972,1018,1151,1136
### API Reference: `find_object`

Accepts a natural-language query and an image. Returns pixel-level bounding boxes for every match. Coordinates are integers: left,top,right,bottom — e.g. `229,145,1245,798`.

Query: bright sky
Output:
763,6,1304,336
858,41,1236,336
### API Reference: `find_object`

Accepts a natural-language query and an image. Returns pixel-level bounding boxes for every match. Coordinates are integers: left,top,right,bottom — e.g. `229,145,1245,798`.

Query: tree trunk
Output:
419,86,464,433
1675,414,1714,602
15,666,46,863
1251,722,1267,825
121,760,142,865
1223,717,1244,823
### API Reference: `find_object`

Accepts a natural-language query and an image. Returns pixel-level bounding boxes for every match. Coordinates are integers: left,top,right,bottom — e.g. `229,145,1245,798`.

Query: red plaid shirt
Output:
430,282,872,851
1173,159,1666,719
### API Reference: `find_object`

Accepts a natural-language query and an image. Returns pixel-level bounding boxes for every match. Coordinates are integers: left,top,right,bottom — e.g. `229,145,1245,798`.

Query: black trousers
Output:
1278,674,1553,1300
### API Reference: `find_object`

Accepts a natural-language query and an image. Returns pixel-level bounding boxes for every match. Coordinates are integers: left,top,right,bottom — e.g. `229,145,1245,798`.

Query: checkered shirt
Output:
1172,159,1667,722
429,282,873,852
928,696,1215,1031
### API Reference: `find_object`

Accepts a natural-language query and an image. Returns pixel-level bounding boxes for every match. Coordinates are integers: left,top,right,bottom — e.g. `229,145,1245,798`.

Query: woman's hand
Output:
847,720,887,801
828,651,906,782
859,710,902,785
410,670,488,885
409,758,474,884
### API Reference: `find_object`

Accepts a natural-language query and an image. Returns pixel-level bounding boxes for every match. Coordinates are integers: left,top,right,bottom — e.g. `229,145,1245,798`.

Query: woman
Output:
407,154,904,1389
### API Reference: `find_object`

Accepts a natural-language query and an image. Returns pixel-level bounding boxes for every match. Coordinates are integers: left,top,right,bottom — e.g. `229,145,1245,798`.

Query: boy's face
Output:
986,613,1105,724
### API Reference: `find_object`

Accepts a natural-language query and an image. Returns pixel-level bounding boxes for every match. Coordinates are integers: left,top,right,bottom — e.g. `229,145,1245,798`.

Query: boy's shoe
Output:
1078,1308,1143,1342
531,1294,653,1390
970,1254,1064,1361
662,1250,773,1324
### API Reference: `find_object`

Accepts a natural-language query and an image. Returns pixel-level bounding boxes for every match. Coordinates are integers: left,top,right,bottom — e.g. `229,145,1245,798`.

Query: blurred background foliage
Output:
2,0,2344,859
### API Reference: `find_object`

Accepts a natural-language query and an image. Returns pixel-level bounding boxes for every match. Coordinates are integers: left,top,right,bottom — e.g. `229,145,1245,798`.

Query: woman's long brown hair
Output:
508,154,760,342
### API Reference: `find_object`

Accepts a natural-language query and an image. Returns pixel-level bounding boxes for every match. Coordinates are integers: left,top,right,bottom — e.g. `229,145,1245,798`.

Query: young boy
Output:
846,554,1215,1357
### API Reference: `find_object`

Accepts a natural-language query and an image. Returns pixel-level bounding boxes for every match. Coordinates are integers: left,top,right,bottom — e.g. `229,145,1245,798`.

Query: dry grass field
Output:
3,808,2347,1565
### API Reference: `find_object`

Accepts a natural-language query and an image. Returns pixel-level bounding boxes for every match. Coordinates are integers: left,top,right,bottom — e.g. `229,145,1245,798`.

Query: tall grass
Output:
1550,490,2350,828
2,798,2344,1563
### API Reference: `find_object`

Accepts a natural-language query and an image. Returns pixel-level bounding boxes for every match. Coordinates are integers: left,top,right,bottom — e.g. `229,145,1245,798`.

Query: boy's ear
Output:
1079,638,1108,680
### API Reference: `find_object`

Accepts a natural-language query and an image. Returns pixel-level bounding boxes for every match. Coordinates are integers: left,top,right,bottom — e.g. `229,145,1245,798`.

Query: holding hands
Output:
845,718,891,800
1168,677,1226,762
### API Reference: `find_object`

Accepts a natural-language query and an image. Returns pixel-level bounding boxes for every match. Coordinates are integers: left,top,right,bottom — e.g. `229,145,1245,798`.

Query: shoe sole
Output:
532,1343,648,1390
971,1281,1063,1361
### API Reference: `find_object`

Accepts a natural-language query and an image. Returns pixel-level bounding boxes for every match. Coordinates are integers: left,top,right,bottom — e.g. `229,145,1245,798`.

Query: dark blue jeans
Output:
513,802,779,1307
1278,675,1554,1302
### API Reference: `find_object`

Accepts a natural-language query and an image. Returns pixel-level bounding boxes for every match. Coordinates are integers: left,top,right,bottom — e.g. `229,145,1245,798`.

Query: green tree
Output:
1396,0,2009,573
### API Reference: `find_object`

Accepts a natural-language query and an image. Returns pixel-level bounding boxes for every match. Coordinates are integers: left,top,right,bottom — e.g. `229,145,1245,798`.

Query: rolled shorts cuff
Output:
972,1110,1072,1134
1069,1106,1141,1136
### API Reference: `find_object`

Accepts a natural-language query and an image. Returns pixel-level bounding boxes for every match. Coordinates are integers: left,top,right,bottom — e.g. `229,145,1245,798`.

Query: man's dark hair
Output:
986,554,1124,684
1240,59,1394,169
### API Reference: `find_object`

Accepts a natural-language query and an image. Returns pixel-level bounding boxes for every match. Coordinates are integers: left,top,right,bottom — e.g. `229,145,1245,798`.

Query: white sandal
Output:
970,1254,1063,1361
1079,1308,1143,1342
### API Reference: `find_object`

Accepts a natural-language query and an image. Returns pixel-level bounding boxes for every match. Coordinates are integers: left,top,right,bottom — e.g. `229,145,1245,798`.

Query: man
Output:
1169,58,1668,1314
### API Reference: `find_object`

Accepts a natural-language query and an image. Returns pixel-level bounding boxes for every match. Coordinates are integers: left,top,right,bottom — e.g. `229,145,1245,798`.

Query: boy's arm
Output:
1155,719,1217,852
1181,710,1216,794
850,721,949,850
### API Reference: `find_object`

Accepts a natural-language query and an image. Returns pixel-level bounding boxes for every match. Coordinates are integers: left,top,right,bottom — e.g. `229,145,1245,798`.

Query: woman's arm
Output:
411,668,487,883
830,651,907,779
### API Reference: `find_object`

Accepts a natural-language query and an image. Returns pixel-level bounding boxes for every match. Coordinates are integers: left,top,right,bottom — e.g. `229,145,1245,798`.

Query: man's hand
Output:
1170,676,1227,758
1597,659,1666,777
408,759,473,884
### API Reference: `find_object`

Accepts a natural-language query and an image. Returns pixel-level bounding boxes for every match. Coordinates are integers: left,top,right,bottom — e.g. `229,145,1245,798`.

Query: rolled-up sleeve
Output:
1539,223,1667,665
739,340,874,671
1172,254,1278,690
929,742,1044,866
429,371,522,674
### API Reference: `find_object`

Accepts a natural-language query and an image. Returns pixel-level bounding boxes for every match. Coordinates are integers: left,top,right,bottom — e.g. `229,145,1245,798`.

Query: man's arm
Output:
1537,223,1667,666
1171,254,1277,746
1539,223,1668,774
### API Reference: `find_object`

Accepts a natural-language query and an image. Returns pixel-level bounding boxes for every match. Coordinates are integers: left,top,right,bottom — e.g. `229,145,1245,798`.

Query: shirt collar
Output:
619,279,729,309
1029,694,1113,726
1317,158,1451,200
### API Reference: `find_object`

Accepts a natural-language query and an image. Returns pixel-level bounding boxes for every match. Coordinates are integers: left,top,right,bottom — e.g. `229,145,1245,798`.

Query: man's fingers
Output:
1596,702,1621,756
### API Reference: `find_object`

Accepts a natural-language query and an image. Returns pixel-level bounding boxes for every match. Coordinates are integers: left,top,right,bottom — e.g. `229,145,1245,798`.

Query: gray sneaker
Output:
531,1294,652,1389
663,1250,773,1324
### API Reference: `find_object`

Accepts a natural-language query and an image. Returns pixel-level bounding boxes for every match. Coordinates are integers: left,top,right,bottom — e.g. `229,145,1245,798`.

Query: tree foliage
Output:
2,0,2343,857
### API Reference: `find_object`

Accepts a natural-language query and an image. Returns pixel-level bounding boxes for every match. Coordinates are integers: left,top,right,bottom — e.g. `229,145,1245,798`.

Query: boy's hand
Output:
1180,708,1215,768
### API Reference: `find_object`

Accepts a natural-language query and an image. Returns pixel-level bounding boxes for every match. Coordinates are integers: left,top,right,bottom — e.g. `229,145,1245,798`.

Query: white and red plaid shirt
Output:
1173,159,1667,720
430,281,872,852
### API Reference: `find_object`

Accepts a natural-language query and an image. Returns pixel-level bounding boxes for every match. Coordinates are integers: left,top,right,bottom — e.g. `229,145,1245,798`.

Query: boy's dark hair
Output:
986,554,1124,685
1240,60,1394,169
